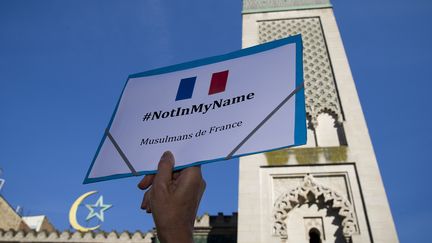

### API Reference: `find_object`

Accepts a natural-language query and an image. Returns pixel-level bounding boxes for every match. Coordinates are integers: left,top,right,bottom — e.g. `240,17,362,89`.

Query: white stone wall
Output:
239,6,399,243
0,229,154,243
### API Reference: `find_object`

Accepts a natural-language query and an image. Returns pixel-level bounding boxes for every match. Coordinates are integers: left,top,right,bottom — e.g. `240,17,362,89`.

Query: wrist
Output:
156,226,194,243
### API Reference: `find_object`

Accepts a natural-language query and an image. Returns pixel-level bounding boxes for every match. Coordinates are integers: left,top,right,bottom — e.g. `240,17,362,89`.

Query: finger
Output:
140,189,149,209
138,174,155,190
172,171,181,180
193,179,206,222
141,188,152,213
189,169,206,223
176,166,203,194
153,151,175,187
198,179,206,201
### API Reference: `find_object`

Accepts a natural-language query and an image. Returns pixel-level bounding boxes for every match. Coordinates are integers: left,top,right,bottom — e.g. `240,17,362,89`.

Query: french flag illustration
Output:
175,70,229,101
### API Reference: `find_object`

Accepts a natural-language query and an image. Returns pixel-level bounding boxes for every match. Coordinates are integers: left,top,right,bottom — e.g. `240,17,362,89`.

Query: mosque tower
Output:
238,1,399,242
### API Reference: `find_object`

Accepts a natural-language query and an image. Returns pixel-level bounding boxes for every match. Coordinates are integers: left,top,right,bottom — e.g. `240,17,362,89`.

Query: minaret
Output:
238,1,399,242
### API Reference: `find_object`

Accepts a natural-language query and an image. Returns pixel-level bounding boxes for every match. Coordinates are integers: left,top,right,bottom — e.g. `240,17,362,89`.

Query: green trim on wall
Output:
265,146,348,165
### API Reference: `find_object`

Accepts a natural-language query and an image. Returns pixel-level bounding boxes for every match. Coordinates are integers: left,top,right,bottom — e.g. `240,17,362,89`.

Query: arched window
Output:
309,227,321,243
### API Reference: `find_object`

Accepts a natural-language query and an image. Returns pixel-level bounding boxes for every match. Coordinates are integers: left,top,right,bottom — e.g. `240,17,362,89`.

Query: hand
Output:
138,151,206,243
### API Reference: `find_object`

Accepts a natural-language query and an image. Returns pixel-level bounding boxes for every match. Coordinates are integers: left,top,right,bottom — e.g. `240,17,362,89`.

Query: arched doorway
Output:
273,174,357,242
309,227,321,243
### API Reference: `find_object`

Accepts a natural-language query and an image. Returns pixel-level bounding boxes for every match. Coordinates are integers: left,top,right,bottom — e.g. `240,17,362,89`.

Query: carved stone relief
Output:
259,17,343,128
272,174,358,242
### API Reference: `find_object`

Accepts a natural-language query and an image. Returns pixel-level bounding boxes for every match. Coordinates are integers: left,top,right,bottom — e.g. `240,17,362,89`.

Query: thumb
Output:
154,151,175,186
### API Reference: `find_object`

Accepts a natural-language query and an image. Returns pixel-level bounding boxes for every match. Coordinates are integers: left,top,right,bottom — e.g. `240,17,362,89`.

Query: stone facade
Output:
243,0,332,13
0,213,237,243
189,213,237,243
0,196,30,232
238,1,399,242
22,216,56,233
1,192,237,243
0,229,154,243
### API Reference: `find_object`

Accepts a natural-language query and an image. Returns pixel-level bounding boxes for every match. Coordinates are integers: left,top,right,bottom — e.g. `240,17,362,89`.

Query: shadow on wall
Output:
202,213,238,243
152,213,238,243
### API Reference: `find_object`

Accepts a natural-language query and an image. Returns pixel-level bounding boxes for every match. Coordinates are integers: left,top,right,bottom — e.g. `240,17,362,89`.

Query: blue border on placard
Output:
294,36,307,146
83,34,306,184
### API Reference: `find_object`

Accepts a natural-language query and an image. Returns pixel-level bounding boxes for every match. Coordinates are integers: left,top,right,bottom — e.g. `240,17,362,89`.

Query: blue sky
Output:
0,0,430,242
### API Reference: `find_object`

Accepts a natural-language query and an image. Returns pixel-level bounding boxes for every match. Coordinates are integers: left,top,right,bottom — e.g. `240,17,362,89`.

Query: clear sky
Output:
0,0,430,242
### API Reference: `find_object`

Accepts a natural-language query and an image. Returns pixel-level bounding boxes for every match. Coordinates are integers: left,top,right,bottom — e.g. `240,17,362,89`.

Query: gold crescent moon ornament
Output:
69,191,100,232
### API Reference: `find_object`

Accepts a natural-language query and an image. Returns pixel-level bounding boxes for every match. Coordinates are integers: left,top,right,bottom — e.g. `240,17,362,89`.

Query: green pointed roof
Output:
243,0,332,13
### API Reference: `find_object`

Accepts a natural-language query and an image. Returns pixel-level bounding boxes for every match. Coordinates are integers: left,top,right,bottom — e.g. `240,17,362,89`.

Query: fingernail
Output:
161,151,171,159
160,151,174,164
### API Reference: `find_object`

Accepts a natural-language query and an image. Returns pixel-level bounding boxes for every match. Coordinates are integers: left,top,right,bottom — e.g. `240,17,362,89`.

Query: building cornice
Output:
243,0,332,14
242,4,332,14
0,229,154,243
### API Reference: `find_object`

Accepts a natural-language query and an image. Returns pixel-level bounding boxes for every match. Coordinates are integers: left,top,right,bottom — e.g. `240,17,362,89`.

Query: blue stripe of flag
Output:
176,77,196,101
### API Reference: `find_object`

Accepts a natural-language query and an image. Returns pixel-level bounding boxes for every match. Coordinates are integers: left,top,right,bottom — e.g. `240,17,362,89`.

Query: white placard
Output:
84,35,306,183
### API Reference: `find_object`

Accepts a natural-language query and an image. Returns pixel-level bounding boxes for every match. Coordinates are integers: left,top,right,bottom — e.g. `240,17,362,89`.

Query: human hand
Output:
138,151,206,243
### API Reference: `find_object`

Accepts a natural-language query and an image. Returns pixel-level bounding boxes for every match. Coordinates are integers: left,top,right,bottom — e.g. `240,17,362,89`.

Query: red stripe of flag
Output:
208,70,229,95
